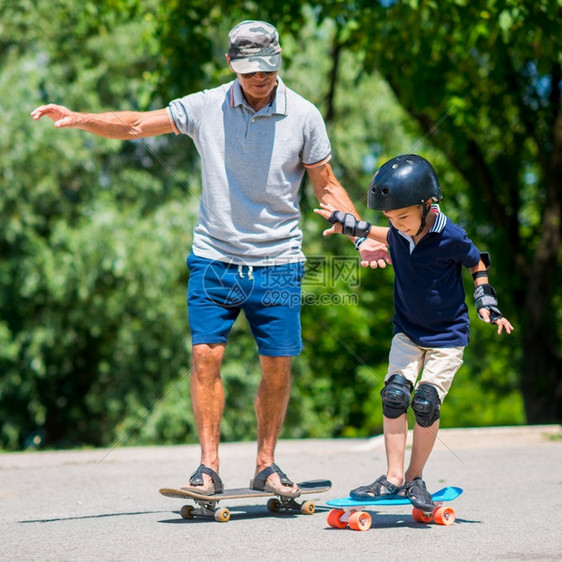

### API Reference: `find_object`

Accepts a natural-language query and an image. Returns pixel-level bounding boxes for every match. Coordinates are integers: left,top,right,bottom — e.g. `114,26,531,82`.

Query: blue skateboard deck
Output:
326,486,463,531
327,486,462,507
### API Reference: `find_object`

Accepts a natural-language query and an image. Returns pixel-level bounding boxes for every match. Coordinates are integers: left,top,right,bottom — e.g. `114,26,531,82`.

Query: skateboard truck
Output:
326,486,463,531
160,479,332,523
181,495,316,522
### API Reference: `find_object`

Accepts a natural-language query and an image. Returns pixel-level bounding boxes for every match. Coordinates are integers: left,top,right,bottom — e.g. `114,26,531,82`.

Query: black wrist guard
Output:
328,210,372,237
472,252,491,280
473,283,503,322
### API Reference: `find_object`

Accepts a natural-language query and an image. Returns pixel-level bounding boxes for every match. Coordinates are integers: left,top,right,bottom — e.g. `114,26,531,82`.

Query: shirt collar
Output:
429,208,447,234
397,210,447,252
229,76,288,116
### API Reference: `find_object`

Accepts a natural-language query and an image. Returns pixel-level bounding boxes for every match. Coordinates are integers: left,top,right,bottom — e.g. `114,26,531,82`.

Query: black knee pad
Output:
411,384,441,427
381,374,412,418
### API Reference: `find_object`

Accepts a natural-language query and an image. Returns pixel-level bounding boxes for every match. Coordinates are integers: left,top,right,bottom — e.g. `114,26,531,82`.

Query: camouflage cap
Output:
228,20,282,74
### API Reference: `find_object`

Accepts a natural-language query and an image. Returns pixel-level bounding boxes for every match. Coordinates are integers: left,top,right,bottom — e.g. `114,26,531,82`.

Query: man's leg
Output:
254,355,299,495
241,262,304,495
188,343,226,487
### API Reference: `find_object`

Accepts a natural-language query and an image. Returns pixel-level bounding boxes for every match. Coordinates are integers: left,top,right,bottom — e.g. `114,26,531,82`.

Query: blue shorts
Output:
186,253,304,357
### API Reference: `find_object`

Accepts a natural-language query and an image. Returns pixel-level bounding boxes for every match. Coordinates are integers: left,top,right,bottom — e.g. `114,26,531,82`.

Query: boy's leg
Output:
349,334,421,497
402,346,463,509
405,419,439,481
406,345,464,480
350,409,409,499
384,413,409,487
401,419,439,510
350,412,408,499
383,333,424,486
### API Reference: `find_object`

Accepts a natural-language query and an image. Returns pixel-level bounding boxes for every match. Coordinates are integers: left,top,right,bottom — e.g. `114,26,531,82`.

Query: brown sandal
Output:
180,464,223,495
250,463,300,498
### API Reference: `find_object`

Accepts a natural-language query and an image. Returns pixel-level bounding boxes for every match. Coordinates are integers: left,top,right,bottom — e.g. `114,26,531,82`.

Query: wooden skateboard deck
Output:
160,479,332,522
326,486,463,531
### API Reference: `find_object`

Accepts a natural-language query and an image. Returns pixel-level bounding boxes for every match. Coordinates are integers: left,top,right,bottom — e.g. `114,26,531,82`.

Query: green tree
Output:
2,0,551,451
0,0,196,448
148,1,549,426
314,0,561,423
340,2,553,428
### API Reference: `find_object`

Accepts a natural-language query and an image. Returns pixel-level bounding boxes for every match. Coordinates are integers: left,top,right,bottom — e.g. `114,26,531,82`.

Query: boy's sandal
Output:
350,474,400,500
180,464,224,495
402,477,434,511
250,463,301,498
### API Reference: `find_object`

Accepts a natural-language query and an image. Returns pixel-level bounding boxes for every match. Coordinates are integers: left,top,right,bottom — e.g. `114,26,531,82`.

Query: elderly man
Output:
32,20,388,496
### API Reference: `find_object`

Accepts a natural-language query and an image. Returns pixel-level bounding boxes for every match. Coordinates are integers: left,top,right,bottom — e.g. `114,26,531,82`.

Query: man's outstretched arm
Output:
31,104,173,140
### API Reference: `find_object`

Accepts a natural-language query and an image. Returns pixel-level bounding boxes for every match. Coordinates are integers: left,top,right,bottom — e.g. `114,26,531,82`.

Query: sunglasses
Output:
241,71,278,78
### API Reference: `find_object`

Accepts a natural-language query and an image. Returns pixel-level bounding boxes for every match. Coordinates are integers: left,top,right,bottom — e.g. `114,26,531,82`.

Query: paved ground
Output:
1,425,561,561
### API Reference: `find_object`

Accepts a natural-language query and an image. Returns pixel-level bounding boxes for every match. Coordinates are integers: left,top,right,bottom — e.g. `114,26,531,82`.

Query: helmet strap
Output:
415,202,432,236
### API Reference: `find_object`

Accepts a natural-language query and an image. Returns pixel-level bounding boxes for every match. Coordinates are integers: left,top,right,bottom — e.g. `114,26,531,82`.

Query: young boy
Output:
315,154,513,511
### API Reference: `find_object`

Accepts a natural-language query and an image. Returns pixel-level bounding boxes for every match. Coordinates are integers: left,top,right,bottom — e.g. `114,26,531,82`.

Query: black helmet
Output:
368,154,442,211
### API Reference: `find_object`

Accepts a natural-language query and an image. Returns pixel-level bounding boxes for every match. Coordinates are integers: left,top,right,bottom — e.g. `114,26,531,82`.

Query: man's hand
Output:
359,238,391,269
31,104,78,129
314,203,343,236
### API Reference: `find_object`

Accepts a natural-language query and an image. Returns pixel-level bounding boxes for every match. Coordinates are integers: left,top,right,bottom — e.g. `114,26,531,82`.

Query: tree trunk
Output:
404,101,562,424
521,109,562,423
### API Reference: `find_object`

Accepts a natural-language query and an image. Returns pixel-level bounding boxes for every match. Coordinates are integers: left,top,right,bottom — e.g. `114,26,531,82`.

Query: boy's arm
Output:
313,202,389,244
364,225,390,245
469,258,514,335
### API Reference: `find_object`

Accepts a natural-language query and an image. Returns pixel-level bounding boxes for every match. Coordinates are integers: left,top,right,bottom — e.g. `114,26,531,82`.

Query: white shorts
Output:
386,333,465,401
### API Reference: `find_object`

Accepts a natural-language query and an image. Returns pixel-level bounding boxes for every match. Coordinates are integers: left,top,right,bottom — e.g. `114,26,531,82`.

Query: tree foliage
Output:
1,0,558,450
311,0,562,423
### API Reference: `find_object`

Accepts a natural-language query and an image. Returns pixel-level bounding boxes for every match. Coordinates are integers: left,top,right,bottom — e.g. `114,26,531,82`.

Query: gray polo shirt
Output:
167,77,332,265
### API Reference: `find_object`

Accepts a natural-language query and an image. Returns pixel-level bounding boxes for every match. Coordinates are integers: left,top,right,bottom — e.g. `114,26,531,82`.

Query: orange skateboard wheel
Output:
213,507,231,522
327,509,348,529
433,506,456,526
348,511,372,531
267,498,281,512
412,507,433,523
300,500,316,515
180,505,195,519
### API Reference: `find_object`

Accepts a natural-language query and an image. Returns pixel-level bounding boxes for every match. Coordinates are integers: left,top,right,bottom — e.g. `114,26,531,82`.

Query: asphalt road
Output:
1,425,561,561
